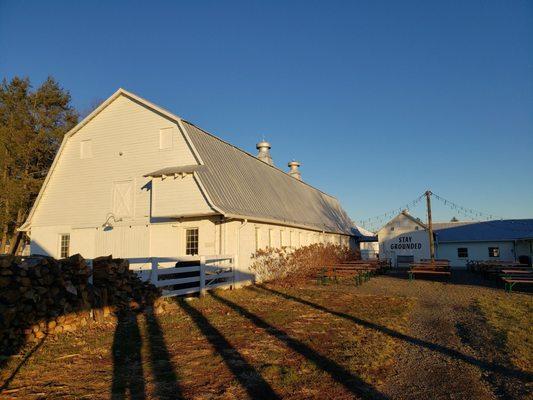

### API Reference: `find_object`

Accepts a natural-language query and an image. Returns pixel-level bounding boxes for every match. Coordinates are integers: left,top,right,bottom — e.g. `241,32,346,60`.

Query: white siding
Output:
436,241,515,268
71,227,96,258
31,95,199,228
30,226,71,258
152,175,213,217
378,213,430,266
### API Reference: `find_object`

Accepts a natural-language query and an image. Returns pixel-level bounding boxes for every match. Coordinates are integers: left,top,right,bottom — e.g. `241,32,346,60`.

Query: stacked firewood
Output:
0,254,162,355
91,255,161,313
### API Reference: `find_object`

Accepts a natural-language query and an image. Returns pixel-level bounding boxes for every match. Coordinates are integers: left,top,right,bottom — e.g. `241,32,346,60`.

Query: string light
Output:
358,191,533,234
357,193,425,231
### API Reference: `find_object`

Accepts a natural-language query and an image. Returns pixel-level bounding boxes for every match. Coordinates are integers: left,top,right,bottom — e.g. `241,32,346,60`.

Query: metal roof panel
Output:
182,121,354,234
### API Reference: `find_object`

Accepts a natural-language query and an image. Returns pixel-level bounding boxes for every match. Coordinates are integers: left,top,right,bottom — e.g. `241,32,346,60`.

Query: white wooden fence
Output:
144,255,235,297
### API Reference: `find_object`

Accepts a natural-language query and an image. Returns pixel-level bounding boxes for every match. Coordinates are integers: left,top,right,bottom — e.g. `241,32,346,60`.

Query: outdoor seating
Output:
408,260,451,281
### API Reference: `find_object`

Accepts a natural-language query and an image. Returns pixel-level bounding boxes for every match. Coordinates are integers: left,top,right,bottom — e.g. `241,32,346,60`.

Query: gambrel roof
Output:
22,89,354,235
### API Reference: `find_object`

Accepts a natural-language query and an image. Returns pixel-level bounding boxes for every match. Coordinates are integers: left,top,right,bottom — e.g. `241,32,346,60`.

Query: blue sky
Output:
1,0,532,230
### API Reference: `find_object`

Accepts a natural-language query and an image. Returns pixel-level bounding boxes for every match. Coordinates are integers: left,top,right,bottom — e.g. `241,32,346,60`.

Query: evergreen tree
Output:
0,76,78,254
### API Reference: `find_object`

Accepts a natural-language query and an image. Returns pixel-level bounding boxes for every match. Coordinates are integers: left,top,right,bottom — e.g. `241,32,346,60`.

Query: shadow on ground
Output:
254,284,533,384
111,301,184,400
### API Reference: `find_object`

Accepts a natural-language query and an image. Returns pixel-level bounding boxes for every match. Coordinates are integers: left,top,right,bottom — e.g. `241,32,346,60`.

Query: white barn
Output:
20,89,356,285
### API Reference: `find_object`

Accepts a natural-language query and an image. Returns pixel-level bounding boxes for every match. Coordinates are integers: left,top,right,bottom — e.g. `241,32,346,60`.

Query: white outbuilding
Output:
378,211,533,268
20,89,356,285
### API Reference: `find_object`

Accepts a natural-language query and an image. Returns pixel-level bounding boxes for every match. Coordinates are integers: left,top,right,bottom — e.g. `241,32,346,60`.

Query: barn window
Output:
488,247,499,258
159,128,173,150
457,248,468,258
390,227,395,232
59,234,70,258
268,229,273,248
80,140,93,159
185,228,199,255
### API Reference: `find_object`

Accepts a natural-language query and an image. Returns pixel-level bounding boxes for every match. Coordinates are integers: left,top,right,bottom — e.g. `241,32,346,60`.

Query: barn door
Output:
113,180,133,219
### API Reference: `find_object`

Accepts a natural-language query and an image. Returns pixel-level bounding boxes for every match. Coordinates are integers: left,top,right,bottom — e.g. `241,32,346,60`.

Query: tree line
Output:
0,76,78,254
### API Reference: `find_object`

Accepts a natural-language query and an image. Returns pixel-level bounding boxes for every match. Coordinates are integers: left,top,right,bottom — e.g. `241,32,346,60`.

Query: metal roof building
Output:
378,211,533,268
434,220,533,242
22,89,357,286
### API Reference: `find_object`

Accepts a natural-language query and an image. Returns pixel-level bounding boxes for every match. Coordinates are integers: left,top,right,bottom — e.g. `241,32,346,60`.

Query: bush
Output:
250,243,360,285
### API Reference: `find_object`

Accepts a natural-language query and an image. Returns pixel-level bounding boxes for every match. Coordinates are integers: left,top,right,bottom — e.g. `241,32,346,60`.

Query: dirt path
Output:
357,271,531,400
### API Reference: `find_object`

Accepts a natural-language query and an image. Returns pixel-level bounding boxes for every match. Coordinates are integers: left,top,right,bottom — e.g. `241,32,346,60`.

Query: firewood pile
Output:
91,255,161,313
0,254,162,355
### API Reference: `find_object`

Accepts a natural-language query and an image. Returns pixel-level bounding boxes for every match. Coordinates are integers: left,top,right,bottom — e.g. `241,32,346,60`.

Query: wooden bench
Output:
340,259,389,274
408,269,451,281
470,260,527,276
500,268,533,292
408,260,451,281
316,264,372,286
501,276,533,293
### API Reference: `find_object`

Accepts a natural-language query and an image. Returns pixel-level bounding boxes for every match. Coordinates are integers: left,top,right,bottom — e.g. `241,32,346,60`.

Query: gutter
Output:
223,213,352,237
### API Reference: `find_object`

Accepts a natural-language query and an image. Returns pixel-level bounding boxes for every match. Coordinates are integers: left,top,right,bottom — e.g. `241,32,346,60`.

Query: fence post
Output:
231,256,236,289
200,256,206,296
151,258,158,285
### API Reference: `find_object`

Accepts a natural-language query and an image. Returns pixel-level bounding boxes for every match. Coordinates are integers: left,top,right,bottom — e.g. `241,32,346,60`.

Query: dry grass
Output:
476,292,533,372
0,281,412,399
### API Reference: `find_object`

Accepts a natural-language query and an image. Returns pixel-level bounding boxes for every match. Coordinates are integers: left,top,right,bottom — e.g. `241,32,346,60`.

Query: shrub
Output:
250,243,360,285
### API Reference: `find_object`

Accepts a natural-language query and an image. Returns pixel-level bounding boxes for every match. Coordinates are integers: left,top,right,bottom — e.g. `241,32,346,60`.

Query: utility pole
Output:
425,190,435,262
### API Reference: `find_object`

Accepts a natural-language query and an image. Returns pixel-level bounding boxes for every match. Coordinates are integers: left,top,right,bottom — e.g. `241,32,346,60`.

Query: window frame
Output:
488,247,500,258
59,233,70,259
185,228,199,256
457,247,468,258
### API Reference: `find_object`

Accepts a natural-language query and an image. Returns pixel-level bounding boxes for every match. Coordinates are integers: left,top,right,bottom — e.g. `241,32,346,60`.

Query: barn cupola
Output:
256,141,273,165
288,160,302,180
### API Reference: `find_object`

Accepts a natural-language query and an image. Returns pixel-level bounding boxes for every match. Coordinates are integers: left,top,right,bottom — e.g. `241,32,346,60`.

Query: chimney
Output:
288,160,302,180
256,141,273,165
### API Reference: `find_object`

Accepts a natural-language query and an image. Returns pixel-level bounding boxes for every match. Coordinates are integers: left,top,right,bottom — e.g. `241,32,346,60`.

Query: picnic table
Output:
408,260,451,281
501,269,532,274
316,261,382,286
500,268,533,293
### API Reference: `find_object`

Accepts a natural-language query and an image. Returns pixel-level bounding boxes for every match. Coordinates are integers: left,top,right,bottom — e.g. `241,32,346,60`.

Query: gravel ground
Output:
357,271,532,400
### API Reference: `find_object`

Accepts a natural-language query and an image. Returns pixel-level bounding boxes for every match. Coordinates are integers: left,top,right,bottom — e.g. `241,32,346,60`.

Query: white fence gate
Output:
145,255,235,297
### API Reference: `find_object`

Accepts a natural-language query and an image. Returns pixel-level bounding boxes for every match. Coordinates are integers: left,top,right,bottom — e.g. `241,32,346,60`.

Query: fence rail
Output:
144,255,235,297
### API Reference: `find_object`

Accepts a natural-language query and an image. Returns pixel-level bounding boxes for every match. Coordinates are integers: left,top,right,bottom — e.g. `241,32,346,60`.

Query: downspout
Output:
237,219,249,262
236,219,248,284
